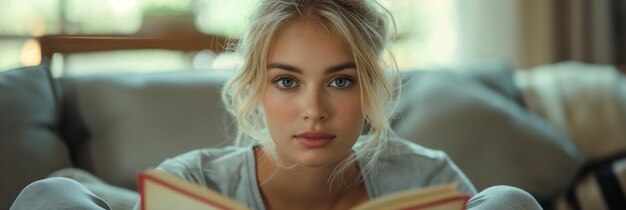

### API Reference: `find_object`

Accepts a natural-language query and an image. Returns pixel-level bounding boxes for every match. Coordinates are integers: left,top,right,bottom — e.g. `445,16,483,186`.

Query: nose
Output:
302,87,328,122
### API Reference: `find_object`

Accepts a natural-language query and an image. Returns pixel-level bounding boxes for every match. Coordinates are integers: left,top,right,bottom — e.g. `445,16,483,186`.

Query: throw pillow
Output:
59,70,234,190
0,64,72,209
394,70,584,201
48,168,139,210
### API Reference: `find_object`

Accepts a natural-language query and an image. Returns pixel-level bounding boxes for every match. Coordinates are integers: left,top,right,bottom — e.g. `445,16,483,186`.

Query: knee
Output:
468,185,542,210
21,177,83,197
481,185,534,199
11,177,110,210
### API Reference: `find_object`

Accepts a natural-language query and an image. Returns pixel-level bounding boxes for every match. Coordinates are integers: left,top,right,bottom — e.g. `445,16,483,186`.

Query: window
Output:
194,0,458,71
380,0,457,70
0,0,457,73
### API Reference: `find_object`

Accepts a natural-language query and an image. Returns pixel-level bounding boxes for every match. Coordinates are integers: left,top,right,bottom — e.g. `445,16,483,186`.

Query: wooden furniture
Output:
38,34,232,60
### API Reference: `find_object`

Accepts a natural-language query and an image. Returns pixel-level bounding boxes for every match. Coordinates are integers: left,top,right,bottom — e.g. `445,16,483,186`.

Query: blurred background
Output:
2,1,626,209
2,0,623,75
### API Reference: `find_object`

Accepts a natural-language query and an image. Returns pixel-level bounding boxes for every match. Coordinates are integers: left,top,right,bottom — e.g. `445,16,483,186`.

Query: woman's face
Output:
262,20,364,168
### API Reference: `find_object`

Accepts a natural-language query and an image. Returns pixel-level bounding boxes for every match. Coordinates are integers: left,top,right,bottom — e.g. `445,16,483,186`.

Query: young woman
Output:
12,0,541,209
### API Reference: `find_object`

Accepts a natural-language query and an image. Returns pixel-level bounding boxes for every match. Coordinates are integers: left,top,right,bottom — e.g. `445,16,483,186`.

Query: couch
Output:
3,61,611,209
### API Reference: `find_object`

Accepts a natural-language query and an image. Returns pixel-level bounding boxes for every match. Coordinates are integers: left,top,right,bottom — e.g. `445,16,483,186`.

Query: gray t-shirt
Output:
150,137,477,209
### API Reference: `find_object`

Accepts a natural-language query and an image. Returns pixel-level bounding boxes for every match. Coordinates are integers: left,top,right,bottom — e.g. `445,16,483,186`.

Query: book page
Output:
140,169,469,210
351,183,469,210
392,195,469,210
139,169,250,210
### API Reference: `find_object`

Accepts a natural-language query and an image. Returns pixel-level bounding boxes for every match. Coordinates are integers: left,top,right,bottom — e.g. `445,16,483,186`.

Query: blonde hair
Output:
221,0,399,182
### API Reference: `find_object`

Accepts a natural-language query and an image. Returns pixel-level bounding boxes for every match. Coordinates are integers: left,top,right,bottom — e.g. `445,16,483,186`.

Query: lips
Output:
296,131,336,138
295,131,336,148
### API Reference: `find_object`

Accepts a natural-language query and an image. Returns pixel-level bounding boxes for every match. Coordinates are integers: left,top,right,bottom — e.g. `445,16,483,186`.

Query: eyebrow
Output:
267,62,356,74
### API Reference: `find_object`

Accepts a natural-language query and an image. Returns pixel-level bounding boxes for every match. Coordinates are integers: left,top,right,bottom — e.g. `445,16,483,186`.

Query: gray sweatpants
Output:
10,177,542,210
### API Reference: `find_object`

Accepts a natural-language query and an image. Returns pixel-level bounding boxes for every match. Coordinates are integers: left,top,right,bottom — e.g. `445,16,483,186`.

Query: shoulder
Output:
355,136,447,164
157,146,248,172
360,137,451,175
356,136,477,196
382,137,448,160
155,146,251,190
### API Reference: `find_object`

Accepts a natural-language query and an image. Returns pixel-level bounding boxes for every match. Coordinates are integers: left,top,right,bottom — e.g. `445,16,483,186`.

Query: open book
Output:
138,169,470,210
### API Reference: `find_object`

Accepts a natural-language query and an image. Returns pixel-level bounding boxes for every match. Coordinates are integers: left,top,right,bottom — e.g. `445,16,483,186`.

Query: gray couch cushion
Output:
458,65,520,103
439,61,520,102
394,70,584,201
59,70,234,189
0,65,72,209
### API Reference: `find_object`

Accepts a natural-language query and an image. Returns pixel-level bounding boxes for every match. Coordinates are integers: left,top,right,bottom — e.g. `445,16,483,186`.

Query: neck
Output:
254,148,368,210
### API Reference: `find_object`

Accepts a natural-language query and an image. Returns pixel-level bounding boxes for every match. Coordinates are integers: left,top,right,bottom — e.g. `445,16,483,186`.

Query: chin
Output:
297,157,335,167
290,150,348,168
273,137,354,168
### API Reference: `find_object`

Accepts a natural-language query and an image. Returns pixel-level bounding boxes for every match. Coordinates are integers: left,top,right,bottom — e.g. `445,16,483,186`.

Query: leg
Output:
10,177,111,210
467,185,543,210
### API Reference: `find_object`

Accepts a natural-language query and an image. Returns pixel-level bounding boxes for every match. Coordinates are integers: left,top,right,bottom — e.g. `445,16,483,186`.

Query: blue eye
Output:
329,76,353,88
273,76,298,89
